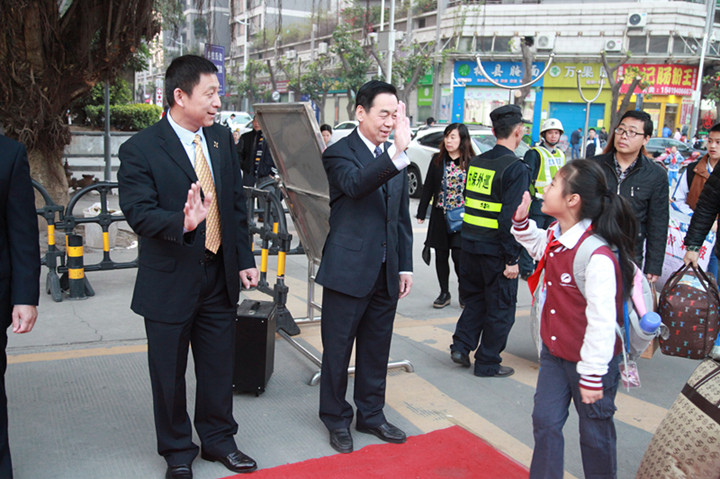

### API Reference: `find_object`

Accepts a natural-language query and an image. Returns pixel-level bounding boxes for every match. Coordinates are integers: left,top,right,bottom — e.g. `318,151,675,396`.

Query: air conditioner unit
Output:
536,33,555,50
285,49,296,60
604,38,623,52
627,12,647,28
317,42,328,55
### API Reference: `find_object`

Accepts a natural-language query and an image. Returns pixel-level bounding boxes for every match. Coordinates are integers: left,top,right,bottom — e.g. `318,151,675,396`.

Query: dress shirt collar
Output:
167,111,207,149
357,128,384,156
552,217,593,250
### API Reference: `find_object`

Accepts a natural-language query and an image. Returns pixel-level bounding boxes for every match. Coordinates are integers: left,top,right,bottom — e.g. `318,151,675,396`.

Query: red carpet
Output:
224,425,529,478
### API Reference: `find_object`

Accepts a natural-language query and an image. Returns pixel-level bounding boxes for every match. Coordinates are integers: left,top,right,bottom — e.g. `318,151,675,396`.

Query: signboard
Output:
618,64,697,96
453,61,545,88
544,62,607,88
204,43,226,95
155,88,163,108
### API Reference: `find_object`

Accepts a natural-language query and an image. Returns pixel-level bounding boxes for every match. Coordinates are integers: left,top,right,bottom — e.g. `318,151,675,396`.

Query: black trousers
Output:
144,254,238,466
452,251,518,375
319,266,398,431
0,328,10,479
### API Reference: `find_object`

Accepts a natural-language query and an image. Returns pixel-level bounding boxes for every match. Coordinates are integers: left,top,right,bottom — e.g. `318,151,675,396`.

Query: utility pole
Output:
386,0,395,83
689,0,716,140
430,0,446,121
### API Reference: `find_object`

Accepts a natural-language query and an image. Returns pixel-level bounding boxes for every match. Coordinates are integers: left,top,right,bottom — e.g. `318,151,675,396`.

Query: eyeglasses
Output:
614,127,642,138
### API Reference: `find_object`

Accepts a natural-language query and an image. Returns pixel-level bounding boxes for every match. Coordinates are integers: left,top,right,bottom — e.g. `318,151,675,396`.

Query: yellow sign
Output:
466,166,495,195
544,62,607,88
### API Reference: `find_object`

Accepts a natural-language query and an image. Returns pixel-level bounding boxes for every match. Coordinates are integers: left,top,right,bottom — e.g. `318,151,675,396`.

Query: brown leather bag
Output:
658,264,720,359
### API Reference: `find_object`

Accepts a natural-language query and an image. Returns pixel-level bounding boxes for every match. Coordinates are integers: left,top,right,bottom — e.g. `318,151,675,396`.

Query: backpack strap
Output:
573,234,609,298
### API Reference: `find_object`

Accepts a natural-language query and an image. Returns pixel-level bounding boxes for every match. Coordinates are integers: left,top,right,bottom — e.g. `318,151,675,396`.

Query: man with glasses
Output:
592,110,668,282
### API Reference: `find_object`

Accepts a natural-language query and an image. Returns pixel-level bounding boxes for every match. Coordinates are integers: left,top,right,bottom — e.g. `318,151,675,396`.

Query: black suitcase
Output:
233,300,276,395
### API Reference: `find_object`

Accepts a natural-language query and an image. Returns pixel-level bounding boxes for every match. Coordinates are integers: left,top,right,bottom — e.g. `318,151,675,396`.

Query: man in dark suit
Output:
238,116,275,187
315,80,413,454
118,55,259,479
0,135,40,478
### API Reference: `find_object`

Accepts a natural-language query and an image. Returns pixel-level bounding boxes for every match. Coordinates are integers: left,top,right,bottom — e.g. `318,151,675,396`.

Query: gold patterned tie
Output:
193,135,222,253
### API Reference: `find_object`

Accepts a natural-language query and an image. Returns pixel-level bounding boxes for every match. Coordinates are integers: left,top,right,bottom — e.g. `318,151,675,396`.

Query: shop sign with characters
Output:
543,63,607,88
617,64,698,96
454,61,546,87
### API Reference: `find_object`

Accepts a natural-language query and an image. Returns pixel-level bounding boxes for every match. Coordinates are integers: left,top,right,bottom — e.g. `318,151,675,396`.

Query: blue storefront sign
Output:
204,44,226,96
452,60,545,134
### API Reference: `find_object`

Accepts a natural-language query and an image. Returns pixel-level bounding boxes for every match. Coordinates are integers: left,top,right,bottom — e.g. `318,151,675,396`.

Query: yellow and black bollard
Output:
65,234,95,300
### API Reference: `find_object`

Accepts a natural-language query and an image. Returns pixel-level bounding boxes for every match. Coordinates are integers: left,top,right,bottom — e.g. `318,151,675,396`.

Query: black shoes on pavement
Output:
357,422,407,444
474,365,515,378
329,428,354,454
166,464,192,479
450,350,471,368
433,291,451,308
201,449,258,473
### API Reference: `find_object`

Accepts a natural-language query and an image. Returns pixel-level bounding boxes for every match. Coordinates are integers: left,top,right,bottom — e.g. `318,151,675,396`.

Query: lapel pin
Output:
213,141,219,149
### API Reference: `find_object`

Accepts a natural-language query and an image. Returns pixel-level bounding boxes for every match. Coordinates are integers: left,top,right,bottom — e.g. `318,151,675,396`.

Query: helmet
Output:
540,118,564,135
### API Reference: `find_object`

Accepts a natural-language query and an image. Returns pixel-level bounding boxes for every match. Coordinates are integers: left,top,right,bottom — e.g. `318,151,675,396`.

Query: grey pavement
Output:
6,196,700,478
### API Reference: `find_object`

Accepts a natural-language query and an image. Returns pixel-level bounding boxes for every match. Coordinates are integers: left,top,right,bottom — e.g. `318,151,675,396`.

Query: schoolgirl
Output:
511,159,638,479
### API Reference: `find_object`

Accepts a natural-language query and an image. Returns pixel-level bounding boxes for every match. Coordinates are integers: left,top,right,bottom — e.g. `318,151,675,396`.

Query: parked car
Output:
329,120,358,144
405,125,531,198
644,137,704,158
215,111,252,131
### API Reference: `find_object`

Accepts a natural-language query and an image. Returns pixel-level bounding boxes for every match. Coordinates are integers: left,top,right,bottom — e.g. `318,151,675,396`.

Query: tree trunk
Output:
28,149,69,207
515,41,535,111
615,77,644,123
346,90,356,120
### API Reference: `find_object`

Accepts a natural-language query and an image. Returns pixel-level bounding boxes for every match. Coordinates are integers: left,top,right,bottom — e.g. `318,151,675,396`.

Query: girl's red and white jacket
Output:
512,217,623,391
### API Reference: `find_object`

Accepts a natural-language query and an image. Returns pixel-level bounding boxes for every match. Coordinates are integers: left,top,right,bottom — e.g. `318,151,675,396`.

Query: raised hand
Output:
513,191,532,222
183,182,213,232
393,101,412,154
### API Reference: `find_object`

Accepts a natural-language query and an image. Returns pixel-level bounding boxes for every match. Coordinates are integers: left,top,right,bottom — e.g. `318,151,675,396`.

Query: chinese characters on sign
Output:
454,61,546,87
617,64,698,96
204,44,226,96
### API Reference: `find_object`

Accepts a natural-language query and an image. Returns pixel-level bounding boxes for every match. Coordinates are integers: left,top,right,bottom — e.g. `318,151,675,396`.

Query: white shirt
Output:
512,217,619,376
356,128,410,170
167,111,215,181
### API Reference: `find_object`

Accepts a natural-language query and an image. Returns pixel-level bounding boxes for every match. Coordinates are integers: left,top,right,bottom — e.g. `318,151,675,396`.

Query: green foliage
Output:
391,41,435,91
332,25,372,99
125,42,151,72
281,23,312,44
341,5,386,29
71,78,133,124
156,0,186,32
703,72,720,102
194,17,207,39
234,59,269,106
414,0,437,14
85,103,163,131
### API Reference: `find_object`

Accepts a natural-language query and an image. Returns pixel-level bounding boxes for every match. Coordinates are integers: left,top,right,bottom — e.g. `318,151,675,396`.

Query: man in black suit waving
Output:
118,56,259,479
316,80,413,454
0,135,40,479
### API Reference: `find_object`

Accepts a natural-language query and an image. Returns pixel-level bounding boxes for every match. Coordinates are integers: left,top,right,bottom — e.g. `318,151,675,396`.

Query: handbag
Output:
442,159,464,234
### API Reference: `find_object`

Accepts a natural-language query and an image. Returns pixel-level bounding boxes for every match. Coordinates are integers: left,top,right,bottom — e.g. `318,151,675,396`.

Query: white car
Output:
329,120,358,144
405,126,531,198
215,111,252,131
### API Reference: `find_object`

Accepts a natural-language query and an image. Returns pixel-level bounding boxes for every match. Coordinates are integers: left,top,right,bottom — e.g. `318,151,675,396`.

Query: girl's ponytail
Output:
560,160,638,298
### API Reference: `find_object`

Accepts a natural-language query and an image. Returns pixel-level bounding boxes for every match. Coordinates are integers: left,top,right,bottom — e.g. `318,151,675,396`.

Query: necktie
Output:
193,135,222,253
374,145,383,158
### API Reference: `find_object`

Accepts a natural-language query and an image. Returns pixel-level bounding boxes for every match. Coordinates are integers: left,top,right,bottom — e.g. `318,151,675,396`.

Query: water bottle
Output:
629,312,662,357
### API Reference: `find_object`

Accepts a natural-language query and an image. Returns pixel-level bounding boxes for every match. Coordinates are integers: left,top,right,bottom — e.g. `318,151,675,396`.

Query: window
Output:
493,36,512,53
648,36,669,54
418,132,444,148
629,36,646,54
477,37,493,52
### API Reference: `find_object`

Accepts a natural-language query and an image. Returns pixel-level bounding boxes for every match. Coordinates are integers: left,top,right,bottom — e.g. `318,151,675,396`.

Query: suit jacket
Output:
0,136,40,326
118,116,255,322
315,129,413,298
238,129,274,179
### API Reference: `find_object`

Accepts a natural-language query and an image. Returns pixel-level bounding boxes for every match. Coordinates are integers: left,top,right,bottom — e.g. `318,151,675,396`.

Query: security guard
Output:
518,118,566,279
449,105,530,378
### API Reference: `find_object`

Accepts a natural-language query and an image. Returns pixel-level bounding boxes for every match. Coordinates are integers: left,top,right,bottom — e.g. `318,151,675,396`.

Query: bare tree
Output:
514,37,535,111
600,51,647,130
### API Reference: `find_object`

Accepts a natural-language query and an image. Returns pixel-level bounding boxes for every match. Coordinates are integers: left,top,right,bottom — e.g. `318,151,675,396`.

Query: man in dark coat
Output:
118,55,259,479
315,80,413,454
0,135,40,478
238,116,275,187
592,110,668,282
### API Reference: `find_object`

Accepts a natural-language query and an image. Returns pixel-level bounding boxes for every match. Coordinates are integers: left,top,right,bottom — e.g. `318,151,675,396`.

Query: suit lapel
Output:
158,117,197,183
348,130,373,167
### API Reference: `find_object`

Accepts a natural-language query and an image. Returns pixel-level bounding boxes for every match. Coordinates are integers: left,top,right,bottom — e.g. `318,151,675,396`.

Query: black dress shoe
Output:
433,291,451,308
201,449,257,473
329,428,353,453
474,365,515,378
356,422,407,444
166,464,192,479
450,350,471,367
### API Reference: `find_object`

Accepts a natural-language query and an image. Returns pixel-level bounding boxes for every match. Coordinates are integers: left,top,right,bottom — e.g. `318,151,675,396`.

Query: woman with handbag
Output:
417,123,473,308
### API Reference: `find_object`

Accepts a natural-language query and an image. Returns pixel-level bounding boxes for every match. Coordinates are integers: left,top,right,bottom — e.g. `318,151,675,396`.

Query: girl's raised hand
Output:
513,191,532,222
